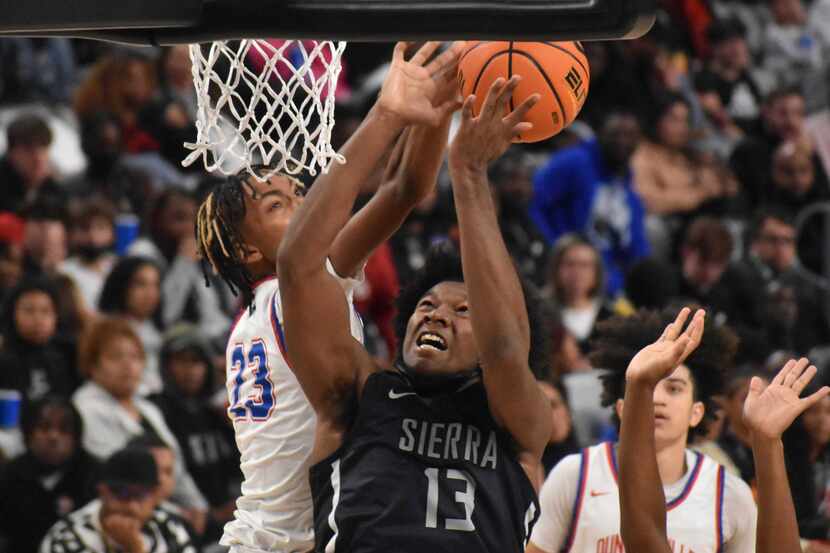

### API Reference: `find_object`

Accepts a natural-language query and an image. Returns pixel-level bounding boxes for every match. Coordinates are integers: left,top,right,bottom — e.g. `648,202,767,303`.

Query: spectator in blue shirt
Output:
529,111,649,297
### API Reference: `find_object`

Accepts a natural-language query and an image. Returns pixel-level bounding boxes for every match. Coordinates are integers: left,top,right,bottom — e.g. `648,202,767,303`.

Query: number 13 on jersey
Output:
229,339,276,421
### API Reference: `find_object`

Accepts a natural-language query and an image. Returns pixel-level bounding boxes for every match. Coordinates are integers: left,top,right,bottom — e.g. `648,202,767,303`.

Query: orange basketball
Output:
458,41,590,143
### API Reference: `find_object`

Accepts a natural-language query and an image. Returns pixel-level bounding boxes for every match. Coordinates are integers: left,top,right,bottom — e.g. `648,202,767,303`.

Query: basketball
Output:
458,41,590,143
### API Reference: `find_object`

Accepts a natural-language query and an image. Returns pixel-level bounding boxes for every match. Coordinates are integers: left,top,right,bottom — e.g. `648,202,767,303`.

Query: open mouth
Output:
416,332,447,352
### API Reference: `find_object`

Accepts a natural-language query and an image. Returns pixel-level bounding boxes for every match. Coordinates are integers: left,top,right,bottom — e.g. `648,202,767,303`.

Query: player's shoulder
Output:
543,449,586,487
721,466,754,502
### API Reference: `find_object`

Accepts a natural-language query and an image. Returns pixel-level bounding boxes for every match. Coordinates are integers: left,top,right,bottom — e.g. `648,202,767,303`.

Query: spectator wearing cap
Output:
40,447,197,553
72,317,209,517
58,198,117,316
530,110,649,297
730,87,829,213
0,397,98,553
150,324,240,538
0,114,64,215
693,18,764,132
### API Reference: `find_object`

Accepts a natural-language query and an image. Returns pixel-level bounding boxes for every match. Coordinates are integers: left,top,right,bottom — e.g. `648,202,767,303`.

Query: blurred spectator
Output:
0,397,97,553
99,257,163,396
0,278,78,407
544,235,611,352
353,244,400,363
768,139,830,217
634,92,738,212
784,373,830,545
718,366,769,487
39,447,197,553
72,317,208,514
731,87,829,211
21,199,68,276
577,42,647,131
0,114,63,214
530,111,649,297
0,39,76,105
59,198,117,316
129,190,232,341
537,380,579,477
693,18,764,132
74,53,159,154
151,325,239,538
624,257,681,309
0,212,26,302
763,0,829,112
489,147,550,286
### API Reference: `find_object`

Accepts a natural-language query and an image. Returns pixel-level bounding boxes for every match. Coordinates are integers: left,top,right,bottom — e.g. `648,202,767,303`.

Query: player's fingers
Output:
480,78,507,118
426,41,466,76
393,42,409,63
411,41,442,67
460,95,476,123
504,93,540,126
511,121,534,137
663,307,691,342
437,97,463,119
772,358,796,386
801,386,830,412
784,358,810,387
793,364,818,396
496,76,522,109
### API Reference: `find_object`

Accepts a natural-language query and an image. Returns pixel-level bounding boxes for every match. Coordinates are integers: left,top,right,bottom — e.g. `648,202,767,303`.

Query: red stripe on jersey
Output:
715,465,725,552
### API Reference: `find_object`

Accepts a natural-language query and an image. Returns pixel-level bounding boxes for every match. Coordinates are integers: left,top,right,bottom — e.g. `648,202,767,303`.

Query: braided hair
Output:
195,166,304,309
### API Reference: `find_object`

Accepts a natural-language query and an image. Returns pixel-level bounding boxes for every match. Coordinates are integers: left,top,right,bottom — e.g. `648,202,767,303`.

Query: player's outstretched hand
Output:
625,308,704,387
377,41,466,127
743,358,830,441
448,76,540,171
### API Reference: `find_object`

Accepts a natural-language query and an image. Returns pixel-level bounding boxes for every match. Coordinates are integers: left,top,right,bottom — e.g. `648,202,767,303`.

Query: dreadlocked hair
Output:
590,305,739,440
195,165,305,309
393,242,550,377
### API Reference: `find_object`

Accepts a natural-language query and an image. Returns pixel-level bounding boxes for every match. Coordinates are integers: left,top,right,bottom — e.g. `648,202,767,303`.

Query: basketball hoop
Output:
183,39,347,180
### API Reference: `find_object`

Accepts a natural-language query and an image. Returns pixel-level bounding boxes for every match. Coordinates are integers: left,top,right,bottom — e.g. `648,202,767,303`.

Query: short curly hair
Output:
393,243,550,378
590,307,738,439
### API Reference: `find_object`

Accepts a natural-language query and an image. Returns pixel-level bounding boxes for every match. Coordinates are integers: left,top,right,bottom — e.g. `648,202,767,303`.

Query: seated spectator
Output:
0,279,78,407
718,366,770,487
763,0,829,112
624,256,681,310
537,379,579,477
0,114,63,215
632,92,737,217
544,235,612,352
59,198,117,316
72,317,208,515
768,139,830,217
99,257,163,396
21,199,68,276
0,397,97,553
530,110,649,297
129,190,232,341
731,87,829,211
783,374,830,546
693,18,764,132
353,243,400,363
39,447,197,553
0,38,76,105
74,53,160,155
150,324,239,537
0,213,26,302
489,147,550,287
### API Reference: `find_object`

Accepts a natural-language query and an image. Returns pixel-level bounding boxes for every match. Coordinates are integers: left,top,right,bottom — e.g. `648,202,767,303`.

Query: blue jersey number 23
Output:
229,340,275,421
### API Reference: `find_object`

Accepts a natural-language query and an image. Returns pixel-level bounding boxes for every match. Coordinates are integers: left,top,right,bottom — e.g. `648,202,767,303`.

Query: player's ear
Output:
614,399,624,422
689,401,705,428
241,244,264,264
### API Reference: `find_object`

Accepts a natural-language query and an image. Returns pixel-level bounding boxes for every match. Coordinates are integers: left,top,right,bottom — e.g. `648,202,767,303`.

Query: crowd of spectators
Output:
1,0,830,551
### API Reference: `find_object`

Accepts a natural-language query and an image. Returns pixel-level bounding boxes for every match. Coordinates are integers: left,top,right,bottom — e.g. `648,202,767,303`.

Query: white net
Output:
183,39,347,180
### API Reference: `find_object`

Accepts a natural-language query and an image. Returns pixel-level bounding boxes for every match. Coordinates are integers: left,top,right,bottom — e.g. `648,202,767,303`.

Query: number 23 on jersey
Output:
229,339,276,421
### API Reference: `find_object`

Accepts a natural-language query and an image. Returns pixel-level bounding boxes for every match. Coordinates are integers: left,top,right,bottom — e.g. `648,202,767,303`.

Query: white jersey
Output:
530,442,757,553
220,261,363,553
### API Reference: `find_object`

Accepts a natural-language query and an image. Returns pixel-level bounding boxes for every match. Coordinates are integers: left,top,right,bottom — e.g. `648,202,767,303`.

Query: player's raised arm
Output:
277,41,463,411
447,77,551,469
618,308,704,553
330,60,462,278
743,358,830,553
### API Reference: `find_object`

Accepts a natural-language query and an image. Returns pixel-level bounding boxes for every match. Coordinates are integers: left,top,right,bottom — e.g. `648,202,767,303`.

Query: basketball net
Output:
183,39,347,180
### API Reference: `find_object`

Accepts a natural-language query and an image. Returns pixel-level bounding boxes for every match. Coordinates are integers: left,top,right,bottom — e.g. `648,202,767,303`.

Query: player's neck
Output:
655,438,688,486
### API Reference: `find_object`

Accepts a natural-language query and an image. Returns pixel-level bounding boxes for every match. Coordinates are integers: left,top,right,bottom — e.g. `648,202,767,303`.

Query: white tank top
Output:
563,442,726,553
220,264,363,553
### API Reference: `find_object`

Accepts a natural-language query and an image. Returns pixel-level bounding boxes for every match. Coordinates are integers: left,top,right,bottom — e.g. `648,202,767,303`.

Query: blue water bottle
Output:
115,213,140,256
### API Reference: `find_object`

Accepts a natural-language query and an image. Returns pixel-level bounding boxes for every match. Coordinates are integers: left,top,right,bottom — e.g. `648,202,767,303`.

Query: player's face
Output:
240,174,305,269
401,281,478,376
149,447,176,501
617,365,704,450
92,336,144,400
28,405,77,467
